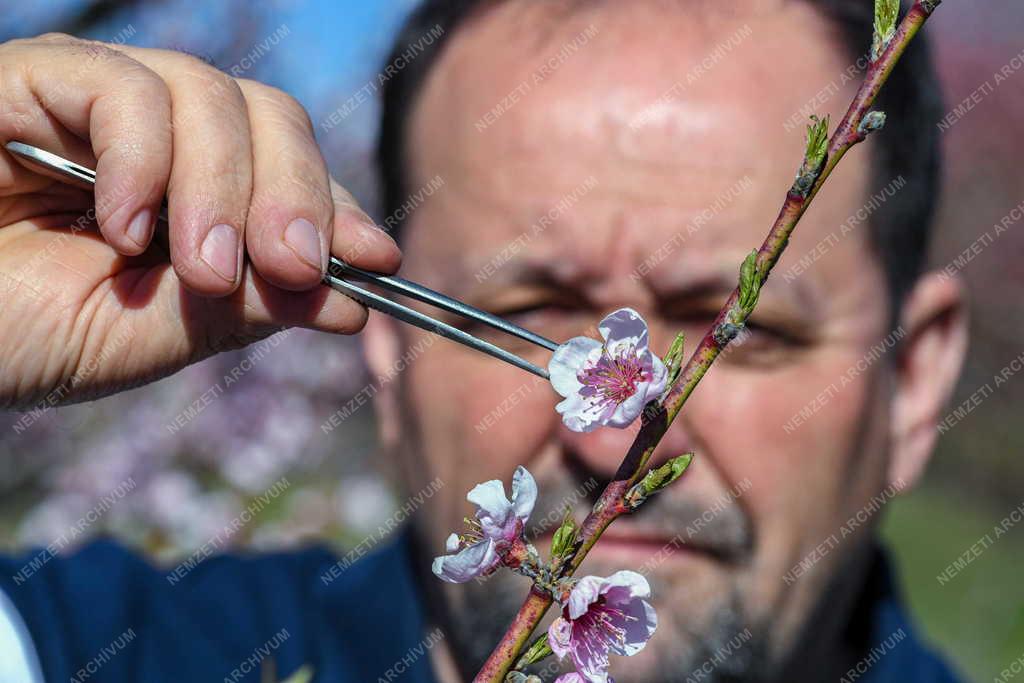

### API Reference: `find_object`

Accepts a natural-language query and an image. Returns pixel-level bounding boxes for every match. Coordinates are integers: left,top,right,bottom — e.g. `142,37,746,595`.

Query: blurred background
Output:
0,2,1021,681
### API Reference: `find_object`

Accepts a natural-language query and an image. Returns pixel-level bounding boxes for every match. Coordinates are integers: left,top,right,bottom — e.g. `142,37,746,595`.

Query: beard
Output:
417,457,777,682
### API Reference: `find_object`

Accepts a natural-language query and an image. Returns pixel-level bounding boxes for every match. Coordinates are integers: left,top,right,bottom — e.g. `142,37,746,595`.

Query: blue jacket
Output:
0,536,962,682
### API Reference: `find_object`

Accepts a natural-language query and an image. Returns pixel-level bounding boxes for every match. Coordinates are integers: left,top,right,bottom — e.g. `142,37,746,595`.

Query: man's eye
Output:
719,320,808,367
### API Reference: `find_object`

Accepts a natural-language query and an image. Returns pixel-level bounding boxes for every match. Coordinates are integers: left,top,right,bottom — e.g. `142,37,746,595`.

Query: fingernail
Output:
126,209,153,248
199,223,239,283
284,217,324,272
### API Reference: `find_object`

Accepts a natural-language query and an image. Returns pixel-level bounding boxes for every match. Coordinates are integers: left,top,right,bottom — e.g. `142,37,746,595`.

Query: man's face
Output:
367,1,906,679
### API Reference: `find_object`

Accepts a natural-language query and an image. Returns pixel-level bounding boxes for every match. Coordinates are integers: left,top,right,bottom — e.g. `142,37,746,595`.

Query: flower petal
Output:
555,393,607,433
510,466,537,523
572,641,611,683
600,570,652,601
554,674,586,683
598,308,649,352
548,616,573,660
568,575,604,620
444,532,460,553
607,598,657,657
467,479,514,537
431,539,498,583
548,337,602,397
643,354,668,400
604,390,648,428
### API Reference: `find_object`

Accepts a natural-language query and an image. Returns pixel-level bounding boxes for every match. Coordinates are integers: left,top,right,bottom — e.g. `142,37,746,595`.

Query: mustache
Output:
526,454,755,562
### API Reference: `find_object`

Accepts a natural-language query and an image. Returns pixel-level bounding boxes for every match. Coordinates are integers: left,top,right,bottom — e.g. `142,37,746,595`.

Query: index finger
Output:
0,34,172,254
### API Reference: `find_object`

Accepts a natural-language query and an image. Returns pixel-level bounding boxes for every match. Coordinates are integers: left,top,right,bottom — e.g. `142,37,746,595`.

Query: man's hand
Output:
0,34,402,410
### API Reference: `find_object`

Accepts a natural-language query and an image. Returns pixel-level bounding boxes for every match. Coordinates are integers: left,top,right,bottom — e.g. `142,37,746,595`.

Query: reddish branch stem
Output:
473,3,940,680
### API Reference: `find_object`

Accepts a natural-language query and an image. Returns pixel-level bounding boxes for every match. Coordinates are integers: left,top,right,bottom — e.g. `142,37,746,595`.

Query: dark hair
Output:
378,0,944,308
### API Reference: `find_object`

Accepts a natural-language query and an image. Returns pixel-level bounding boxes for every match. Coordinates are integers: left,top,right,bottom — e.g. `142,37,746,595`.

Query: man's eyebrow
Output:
465,257,564,291
459,259,570,304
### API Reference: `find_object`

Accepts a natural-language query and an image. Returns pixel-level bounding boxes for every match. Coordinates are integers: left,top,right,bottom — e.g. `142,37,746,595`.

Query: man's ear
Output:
889,271,969,490
362,311,404,450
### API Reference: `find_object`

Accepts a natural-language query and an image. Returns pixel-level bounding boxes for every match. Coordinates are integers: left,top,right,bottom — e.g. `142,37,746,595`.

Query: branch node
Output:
857,110,887,140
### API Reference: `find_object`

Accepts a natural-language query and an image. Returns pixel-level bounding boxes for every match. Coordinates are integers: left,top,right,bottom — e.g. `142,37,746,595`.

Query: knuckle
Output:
51,35,127,65
119,64,172,105
281,159,332,208
329,180,359,209
0,63,40,138
0,33,61,55
178,56,244,103
89,64,172,141
250,168,331,222
240,79,314,136
77,40,126,64
164,55,247,130
32,32,78,45
164,46,216,67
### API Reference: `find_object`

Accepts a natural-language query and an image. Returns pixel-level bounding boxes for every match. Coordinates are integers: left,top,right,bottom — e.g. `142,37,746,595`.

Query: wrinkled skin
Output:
363,1,967,681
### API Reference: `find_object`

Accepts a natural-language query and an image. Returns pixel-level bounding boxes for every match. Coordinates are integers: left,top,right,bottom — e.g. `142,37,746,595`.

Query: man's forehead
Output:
405,0,852,186
399,0,873,312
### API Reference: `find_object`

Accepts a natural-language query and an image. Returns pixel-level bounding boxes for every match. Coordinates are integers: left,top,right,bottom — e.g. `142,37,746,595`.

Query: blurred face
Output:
364,1,961,680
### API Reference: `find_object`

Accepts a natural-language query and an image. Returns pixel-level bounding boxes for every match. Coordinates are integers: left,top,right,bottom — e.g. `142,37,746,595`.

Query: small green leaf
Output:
550,508,579,559
663,331,686,369
661,332,686,391
641,453,694,495
805,114,829,172
738,249,760,314
516,633,554,668
872,0,900,61
792,115,830,197
626,453,695,509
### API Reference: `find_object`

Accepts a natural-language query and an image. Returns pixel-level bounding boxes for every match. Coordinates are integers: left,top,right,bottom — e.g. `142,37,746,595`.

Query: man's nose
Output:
556,412,698,477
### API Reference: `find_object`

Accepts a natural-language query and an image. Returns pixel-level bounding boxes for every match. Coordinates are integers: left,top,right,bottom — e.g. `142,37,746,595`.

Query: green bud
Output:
858,110,887,138
505,675,541,683
793,115,830,196
550,508,579,559
737,249,761,314
872,0,900,61
517,634,554,668
626,453,695,509
661,332,686,392
643,453,694,494
663,331,686,369
805,114,829,172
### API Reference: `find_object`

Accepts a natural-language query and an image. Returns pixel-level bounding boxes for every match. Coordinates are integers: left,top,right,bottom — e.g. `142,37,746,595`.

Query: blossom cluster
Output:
433,466,657,682
434,309,670,680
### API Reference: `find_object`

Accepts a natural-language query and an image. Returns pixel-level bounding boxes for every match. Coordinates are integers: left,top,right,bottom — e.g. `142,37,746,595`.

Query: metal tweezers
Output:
4,141,558,379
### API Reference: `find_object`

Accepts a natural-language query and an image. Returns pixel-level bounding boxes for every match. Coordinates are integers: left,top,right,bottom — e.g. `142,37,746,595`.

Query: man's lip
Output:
596,530,698,553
